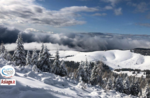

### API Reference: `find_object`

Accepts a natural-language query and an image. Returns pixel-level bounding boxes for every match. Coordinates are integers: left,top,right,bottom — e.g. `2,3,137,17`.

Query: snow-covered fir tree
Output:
38,44,44,59
114,76,124,93
60,60,67,76
38,46,51,72
102,78,108,88
3,49,8,60
96,62,103,86
76,61,85,82
83,58,91,83
13,34,26,66
90,64,98,85
26,50,32,65
106,78,113,90
31,49,38,65
51,50,60,75
0,42,5,54
6,53,12,61
130,81,140,96
123,77,130,95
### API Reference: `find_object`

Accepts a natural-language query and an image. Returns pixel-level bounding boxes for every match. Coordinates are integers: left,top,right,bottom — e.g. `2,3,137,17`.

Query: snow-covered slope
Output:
50,50,150,70
0,57,135,98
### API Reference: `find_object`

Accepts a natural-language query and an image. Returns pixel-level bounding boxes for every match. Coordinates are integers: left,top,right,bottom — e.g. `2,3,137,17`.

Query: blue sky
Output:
0,0,150,34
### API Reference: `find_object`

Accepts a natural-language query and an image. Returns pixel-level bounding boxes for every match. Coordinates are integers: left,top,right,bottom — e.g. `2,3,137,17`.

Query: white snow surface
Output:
0,56,136,98
50,50,150,70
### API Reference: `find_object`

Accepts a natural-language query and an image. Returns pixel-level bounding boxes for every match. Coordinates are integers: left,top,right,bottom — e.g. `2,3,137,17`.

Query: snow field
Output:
49,50,150,70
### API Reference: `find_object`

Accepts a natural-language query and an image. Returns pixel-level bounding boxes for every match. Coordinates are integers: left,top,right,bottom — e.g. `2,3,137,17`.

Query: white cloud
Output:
114,8,122,15
104,6,113,10
24,28,54,34
128,2,149,13
60,6,98,12
5,42,73,51
101,0,123,15
93,13,107,16
101,0,119,6
0,0,98,27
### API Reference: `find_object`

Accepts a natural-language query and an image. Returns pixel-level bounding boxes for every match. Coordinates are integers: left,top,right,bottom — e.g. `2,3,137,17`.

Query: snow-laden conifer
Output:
83,58,91,83
123,77,130,94
38,44,44,59
13,34,26,66
0,42,5,54
130,81,140,96
51,50,60,75
106,78,113,90
142,84,150,98
31,49,38,65
114,76,124,93
26,50,32,65
90,63,98,85
76,61,85,81
3,49,8,59
38,46,51,72
60,60,67,76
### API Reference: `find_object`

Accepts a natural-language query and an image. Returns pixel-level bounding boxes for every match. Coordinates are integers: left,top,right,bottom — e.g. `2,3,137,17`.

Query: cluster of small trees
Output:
0,34,67,76
67,60,150,97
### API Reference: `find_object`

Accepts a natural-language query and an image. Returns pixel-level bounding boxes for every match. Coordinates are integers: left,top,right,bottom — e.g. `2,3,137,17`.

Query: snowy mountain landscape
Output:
50,50,150,70
0,34,149,98
1,0,150,98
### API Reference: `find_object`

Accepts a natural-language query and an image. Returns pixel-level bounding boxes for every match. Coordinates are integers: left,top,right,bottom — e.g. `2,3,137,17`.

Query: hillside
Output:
0,56,135,98
49,50,150,70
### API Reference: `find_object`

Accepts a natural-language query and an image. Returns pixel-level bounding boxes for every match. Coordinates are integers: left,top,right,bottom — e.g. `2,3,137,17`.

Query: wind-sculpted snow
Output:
50,50,150,70
0,56,136,98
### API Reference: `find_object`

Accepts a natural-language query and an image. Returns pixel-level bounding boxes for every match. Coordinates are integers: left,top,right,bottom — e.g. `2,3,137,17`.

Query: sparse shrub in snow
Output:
13,34,26,66
38,46,51,72
31,49,38,65
26,50,32,65
51,50,60,75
